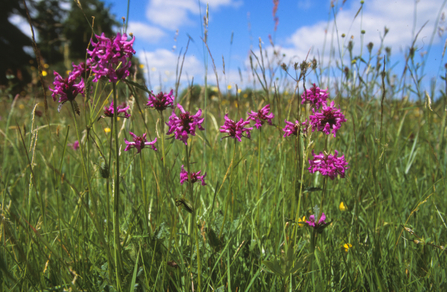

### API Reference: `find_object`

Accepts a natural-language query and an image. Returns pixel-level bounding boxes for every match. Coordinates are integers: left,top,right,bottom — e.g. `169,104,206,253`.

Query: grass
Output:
1,3,447,292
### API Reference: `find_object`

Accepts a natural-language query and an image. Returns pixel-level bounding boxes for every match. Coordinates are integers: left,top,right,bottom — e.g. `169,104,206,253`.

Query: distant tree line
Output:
1,0,118,90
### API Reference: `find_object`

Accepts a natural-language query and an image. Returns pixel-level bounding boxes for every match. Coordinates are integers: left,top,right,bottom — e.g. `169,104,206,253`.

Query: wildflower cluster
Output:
301,83,328,109
180,165,207,186
49,71,84,104
308,150,349,180
103,102,130,119
220,114,253,141
124,132,157,154
87,32,135,83
247,104,274,129
166,104,205,145
147,89,175,112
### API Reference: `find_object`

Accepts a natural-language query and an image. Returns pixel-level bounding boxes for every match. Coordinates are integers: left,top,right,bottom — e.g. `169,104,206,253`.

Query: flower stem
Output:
219,139,237,238
256,127,263,228
112,82,123,289
160,112,166,168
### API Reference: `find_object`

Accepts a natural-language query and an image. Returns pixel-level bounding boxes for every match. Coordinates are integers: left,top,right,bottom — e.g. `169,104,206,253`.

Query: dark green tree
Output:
0,1,33,86
64,0,119,61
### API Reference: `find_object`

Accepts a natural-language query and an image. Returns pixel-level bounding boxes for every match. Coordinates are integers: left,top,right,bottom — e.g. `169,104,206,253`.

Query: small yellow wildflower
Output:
104,127,111,133
227,85,232,90
139,64,144,69
237,88,242,93
343,243,352,252
66,70,71,75
243,93,248,98
339,202,348,211
117,117,121,121
19,104,25,110
41,70,48,77
298,216,306,227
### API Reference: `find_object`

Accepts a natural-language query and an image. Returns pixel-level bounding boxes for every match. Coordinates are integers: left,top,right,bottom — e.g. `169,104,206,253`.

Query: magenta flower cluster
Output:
104,102,130,119
247,104,274,129
308,150,349,180
124,132,157,154
87,32,135,83
166,104,204,145
309,101,347,138
220,114,253,142
282,120,308,138
147,89,174,112
49,71,85,103
306,213,326,228
301,83,328,109
180,165,207,186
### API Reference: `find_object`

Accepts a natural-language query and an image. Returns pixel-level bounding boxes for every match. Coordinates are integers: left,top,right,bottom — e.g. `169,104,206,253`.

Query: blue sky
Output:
10,0,447,94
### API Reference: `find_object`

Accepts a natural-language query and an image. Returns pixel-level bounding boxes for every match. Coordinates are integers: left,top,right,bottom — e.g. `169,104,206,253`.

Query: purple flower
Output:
306,213,326,228
104,101,130,119
124,132,157,154
309,101,347,137
87,32,135,83
220,114,253,142
49,71,85,103
69,140,80,151
72,61,92,79
247,104,274,129
308,150,349,180
147,89,175,112
180,165,207,186
301,84,328,109
166,104,205,145
282,119,308,138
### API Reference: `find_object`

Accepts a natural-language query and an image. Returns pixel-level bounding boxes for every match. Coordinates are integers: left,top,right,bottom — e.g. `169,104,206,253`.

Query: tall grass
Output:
1,2,447,291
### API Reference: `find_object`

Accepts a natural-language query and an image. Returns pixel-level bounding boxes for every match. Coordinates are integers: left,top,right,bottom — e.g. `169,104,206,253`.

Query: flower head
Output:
247,104,274,129
69,140,80,151
298,216,306,227
220,114,253,142
72,61,92,79
166,104,204,145
308,150,349,180
282,119,308,138
301,84,328,109
147,89,175,111
124,132,157,154
343,243,353,252
309,101,347,137
49,71,85,103
180,165,207,186
339,202,348,211
87,32,135,83
104,101,130,118
306,213,326,228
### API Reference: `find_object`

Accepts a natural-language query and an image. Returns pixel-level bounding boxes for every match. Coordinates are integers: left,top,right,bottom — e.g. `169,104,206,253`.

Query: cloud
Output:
9,14,33,38
128,21,166,43
146,0,242,30
287,0,446,61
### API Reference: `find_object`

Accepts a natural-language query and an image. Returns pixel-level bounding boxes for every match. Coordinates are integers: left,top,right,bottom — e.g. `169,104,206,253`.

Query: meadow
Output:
1,3,447,292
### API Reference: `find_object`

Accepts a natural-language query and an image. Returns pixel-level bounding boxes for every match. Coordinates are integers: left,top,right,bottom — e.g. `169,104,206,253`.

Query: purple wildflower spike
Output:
87,32,135,83
306,213,326,228
247,104,274,129
147,89,174,112
180,165,207,186
69,140,80,151
166,104,205,145
72,61,92,79
104,101,130,119
308,150,349,180
282,119,308,138
308,101,347,137
220,114,253,142
49,71,85,103
124,132,157,154
301,84,328,109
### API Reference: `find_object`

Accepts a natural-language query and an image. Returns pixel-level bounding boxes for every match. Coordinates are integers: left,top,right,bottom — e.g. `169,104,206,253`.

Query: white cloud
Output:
128,21,166,43
9,14,33,38
287,0,446,61
146,0,242,30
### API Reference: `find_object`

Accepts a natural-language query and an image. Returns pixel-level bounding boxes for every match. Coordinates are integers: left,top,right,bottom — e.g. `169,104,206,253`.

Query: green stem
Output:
256,127,262,228
160,112,166,168
112,83,123,290
219,139,237,238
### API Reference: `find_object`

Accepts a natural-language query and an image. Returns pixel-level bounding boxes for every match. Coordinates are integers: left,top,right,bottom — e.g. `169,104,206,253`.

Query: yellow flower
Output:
237,88,242,93
227,85,232,90
41,70,48,77
139,64,144,69
343,243,352,252
339,202,348,211
19,104,25,110
298,216,306,227
243,93,248,98
66,70,71,75
104,127,111,133
117,117,121,121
